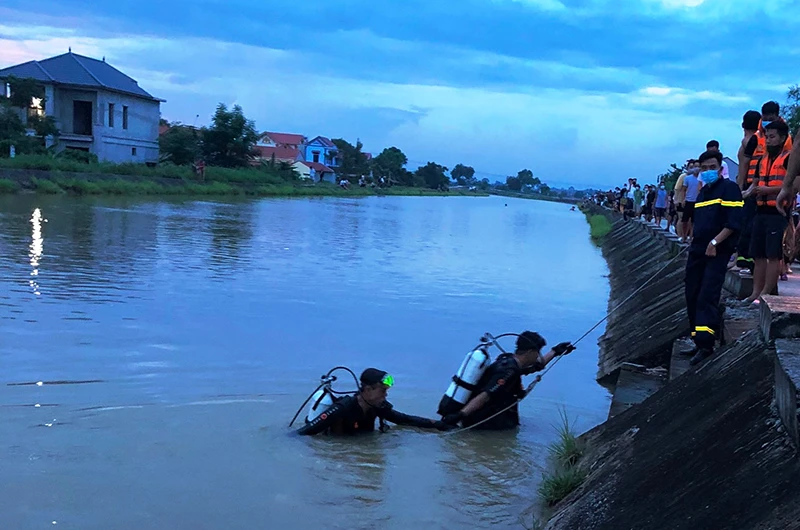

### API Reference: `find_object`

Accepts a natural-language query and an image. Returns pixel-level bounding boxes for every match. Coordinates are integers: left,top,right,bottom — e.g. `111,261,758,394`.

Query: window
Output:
131,147,137,156
312,151,320,163
73,101,93,135
108,103,115,127
123,106,128,130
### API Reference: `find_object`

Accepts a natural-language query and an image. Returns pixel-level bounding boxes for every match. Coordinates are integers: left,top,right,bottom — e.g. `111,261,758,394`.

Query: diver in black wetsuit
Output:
297,368,453,435
442,331,575,431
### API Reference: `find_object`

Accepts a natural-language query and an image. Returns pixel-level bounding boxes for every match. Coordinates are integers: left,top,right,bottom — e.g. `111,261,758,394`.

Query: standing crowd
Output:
590,100,800,367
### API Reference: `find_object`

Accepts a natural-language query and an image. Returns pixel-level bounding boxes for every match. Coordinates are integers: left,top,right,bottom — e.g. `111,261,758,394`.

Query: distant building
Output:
304,136,340,168
258,132,307,150
252,145,303,165
0,51,164,164
294,161,336,182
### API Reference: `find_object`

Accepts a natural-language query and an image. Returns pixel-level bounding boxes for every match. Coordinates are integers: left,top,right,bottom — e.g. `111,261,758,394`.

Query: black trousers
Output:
735,197,757,271
685,249,731,349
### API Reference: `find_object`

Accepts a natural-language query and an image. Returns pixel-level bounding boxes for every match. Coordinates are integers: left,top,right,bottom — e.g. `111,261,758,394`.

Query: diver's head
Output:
359,368,393,407
515,331,546,372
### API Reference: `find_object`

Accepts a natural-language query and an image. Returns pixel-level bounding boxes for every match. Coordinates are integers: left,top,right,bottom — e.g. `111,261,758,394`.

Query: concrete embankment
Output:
586,205,688,382
545,206,800,530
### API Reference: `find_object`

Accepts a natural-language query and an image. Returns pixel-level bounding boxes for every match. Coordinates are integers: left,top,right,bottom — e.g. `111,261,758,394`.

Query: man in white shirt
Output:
706,140,729,179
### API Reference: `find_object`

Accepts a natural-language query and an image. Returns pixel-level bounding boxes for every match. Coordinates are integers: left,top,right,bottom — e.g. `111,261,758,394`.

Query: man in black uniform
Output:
296,368,452,435
684,150,744,366
441,331,575,430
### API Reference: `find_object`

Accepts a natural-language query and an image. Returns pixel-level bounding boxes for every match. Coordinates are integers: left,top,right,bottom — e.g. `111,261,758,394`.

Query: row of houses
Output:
1,52,359,183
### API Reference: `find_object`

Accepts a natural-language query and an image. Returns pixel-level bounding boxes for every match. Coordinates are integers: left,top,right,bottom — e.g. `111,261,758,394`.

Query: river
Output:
0,194,611,530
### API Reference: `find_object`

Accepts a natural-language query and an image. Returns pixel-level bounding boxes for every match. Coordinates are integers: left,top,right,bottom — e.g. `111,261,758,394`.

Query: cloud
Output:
0,1,793,189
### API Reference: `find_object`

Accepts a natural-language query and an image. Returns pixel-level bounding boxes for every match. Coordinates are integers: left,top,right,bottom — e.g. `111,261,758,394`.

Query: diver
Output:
296,368,453,435
441,331,575,431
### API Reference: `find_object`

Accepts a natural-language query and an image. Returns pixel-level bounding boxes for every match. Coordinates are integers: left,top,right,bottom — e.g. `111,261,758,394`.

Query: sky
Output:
0,0,798,189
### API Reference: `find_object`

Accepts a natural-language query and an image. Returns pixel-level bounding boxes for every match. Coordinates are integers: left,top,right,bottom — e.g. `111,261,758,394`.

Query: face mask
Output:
700,169,719,185
767,144,783,156
762,121,772,128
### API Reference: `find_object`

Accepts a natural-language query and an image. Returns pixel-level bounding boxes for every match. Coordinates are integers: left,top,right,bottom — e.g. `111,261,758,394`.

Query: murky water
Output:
0,194,611,530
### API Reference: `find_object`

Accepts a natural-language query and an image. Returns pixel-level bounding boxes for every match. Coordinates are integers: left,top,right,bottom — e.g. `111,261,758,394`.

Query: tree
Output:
782,85,800,137
506,175,522,191
159,122,201,165
451,163,476,186
332,138,370,180
0,76,58,156
415,162,449,190
517,169,540,189
372,146,408,183
539,183,552,195
201,103,259,168
658,162,683,191
477,178,491,191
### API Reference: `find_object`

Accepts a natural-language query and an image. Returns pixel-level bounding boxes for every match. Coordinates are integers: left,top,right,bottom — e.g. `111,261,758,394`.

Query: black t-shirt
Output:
462,353,538,430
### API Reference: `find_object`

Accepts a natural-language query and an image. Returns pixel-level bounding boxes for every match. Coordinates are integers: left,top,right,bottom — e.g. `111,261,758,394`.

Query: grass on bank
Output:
0,178,20,193
588,214,612,240
538,408,588,507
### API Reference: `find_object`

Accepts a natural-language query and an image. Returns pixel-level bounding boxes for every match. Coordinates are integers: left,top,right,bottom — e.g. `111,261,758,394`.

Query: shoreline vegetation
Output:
0,156,486,197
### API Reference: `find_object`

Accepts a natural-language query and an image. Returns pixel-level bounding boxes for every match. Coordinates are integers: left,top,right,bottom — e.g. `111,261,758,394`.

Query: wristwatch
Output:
711,239,718,246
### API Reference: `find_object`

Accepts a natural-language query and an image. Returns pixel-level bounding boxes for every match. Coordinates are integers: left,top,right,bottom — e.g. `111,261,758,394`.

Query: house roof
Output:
253,146,301,161
301,161,334,173
0,52,163,102
263,132,306,146
307,136,337,149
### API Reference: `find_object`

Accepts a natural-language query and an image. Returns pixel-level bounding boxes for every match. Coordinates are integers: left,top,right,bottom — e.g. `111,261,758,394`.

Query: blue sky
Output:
1,0,797,189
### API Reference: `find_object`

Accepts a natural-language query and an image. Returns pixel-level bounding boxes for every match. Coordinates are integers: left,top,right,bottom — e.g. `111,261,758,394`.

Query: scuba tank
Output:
437,344,492,417
305,386,335,423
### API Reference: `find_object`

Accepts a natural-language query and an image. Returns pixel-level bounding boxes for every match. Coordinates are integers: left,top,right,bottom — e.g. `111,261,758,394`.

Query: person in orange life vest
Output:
735,110,764,273
742,120,793,305
683,150,744,365
759,101,793,152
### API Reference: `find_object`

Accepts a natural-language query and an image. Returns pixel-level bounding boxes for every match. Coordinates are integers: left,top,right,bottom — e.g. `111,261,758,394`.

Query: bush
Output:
57,149,99,164
549,408,585,468
30,177,63,194
588,214,612,240
0,178,20,193
538,466,588,507
538,408,587,507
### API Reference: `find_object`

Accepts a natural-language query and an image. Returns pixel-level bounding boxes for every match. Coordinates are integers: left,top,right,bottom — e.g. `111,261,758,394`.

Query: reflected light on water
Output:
29,207,43,296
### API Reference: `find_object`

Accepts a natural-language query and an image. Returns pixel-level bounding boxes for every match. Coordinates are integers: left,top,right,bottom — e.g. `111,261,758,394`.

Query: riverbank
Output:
532,205,800,529
0,160,487,198
490,189,581,204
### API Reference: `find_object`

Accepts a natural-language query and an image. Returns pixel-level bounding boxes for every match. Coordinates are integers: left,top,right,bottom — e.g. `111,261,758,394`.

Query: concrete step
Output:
608,362,668,419
724,269,779,300
670,338,695,381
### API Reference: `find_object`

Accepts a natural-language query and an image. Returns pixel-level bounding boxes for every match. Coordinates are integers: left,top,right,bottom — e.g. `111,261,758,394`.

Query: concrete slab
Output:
773,339,800,449
669,338,695,381
760,295,800,342
608,363,667,419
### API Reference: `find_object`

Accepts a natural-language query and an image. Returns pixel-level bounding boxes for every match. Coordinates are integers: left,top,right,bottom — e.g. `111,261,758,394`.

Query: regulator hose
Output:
287,366,361,427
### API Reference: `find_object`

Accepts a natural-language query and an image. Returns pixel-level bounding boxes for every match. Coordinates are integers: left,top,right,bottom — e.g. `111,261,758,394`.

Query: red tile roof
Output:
308,136,337,148
263,132,306,146
253,146,301,161
301,161,334,173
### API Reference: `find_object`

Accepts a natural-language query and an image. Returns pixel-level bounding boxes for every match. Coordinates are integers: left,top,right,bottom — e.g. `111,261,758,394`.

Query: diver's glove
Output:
442,411,464,426
433,420,457,431
553,341,576,356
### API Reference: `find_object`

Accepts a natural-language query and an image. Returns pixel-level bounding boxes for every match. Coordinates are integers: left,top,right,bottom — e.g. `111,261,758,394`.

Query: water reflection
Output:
29,207,43,296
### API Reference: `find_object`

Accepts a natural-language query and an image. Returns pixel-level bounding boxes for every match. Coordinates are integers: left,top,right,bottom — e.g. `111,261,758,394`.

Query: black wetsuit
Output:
296,395,441,436
462,353,542,431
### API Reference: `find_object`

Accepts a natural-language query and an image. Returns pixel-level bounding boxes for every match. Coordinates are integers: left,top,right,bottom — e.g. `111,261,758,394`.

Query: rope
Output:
443,243,689,435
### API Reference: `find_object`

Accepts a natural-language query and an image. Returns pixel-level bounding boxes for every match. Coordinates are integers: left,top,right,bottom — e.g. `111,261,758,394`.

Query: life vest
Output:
757,149,791,207
746,131,766,186
758,119,793,151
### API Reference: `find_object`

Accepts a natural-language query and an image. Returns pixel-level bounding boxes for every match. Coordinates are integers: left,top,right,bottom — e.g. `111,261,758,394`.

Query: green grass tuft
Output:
549,408,585,468
30,177,63,194
588,214,612,240
537,465,588,507
0,178,20,194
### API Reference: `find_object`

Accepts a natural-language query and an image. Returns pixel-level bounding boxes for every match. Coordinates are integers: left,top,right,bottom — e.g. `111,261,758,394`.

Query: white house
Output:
0,51,165,164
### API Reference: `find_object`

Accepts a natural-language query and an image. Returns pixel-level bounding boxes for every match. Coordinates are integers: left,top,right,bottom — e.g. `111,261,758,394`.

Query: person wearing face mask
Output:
742,120,793,306
441,332,575,430
654,182,668,227
682,150,744,366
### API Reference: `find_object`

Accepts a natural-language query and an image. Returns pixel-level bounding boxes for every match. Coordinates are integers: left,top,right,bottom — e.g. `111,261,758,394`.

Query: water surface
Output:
0,194,611,529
